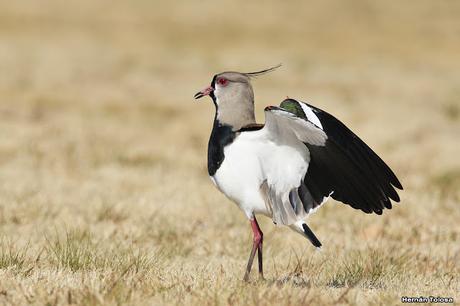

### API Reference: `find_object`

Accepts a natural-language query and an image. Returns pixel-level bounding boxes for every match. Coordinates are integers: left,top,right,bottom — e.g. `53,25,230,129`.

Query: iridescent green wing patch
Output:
279,99,306,119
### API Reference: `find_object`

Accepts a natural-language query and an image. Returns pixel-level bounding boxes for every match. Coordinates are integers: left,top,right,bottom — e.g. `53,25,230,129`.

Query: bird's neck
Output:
214,100,256,131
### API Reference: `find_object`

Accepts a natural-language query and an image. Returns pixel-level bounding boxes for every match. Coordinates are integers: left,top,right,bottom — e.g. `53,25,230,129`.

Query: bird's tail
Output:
290,221,322,249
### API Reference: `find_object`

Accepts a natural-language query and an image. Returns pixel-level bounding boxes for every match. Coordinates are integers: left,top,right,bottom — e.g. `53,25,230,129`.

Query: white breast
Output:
211,130,309,219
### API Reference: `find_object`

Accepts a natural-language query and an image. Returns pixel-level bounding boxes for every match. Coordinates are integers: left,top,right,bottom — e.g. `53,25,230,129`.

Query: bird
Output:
194,65,403,281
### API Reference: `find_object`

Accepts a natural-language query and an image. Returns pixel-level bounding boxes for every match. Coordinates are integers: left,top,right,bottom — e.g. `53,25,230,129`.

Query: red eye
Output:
217,78,228,86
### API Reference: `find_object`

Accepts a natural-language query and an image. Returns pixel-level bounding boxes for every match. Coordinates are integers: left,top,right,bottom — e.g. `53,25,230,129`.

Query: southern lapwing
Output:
194,66,403,281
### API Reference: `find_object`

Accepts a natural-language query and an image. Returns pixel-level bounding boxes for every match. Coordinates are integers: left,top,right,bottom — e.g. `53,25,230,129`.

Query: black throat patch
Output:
207,119,236,176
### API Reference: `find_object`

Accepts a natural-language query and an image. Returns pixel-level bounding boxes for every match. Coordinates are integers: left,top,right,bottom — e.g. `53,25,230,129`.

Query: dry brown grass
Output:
0,0,459,305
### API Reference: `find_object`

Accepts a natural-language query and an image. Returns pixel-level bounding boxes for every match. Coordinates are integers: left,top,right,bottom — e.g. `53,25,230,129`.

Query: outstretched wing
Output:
279,98,403,215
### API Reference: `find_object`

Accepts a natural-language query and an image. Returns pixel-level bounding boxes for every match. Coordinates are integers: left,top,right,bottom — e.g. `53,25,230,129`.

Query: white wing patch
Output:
265,109,327,146
299,102,323,129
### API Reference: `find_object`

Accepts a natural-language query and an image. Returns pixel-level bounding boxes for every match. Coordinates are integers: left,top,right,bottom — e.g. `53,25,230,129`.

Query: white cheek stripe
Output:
299,102,323,130
214,86,221,105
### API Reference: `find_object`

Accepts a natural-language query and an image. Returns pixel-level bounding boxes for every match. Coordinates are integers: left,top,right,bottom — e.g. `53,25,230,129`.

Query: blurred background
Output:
0,0,459,304
1,0,459,184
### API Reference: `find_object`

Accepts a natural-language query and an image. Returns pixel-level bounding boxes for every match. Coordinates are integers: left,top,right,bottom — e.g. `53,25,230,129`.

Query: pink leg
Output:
243,217,264,281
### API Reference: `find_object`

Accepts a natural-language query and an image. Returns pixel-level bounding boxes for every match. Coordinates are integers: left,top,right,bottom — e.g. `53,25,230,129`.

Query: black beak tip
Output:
194,92,204,99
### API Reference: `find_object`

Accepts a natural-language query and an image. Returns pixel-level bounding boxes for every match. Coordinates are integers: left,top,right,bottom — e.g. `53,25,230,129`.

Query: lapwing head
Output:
194,65,281,129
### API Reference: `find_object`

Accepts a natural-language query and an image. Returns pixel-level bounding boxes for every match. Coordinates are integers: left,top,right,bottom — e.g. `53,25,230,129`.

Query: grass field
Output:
0,0,459,305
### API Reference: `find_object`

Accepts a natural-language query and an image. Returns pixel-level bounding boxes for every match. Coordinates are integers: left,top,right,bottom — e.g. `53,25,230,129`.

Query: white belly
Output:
211,132,309,219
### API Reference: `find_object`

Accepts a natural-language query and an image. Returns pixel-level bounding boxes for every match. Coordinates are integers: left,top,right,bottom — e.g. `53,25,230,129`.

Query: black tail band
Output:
302,223,322,248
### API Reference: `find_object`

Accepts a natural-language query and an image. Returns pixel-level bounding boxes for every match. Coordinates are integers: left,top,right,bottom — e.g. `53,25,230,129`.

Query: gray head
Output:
194,65,281,130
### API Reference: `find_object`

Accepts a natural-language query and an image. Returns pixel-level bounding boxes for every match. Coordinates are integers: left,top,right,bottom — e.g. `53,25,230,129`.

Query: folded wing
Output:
257,106,327,225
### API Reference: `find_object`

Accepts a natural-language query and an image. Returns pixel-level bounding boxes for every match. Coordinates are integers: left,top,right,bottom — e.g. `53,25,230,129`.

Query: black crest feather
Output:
244,64,282,78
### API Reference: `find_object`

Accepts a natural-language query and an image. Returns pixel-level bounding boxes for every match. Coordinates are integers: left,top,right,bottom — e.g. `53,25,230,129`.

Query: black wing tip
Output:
370,196,403,215
384,201,393,209
302,223,322,248
393,180,403,190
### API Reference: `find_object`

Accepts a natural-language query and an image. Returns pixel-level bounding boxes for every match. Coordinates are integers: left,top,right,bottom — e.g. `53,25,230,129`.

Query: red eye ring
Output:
217,78,228,86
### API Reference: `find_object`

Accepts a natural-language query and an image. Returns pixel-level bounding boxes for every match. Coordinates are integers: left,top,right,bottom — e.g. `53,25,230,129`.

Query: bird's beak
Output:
194,86,214,100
